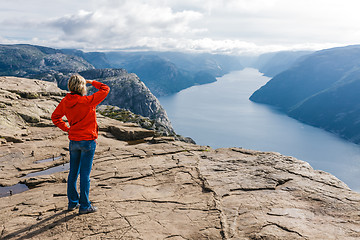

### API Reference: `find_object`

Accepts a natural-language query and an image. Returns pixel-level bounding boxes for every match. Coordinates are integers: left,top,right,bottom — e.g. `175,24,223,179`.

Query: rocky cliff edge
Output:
0,77,360,239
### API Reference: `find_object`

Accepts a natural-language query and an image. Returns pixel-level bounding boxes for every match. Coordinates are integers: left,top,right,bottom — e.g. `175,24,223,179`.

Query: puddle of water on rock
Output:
1,157,70,198
34,156,62,164
23,163,70,178
0,183,29,198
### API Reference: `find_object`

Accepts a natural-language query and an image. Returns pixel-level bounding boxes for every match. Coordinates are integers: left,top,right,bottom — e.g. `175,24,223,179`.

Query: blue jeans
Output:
68,140,96,210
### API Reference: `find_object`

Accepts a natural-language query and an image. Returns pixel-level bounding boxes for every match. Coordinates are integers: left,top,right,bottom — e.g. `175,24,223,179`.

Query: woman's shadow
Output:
1,209,78,240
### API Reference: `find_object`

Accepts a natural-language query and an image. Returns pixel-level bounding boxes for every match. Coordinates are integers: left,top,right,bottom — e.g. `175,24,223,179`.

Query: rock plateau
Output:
0,77,360,239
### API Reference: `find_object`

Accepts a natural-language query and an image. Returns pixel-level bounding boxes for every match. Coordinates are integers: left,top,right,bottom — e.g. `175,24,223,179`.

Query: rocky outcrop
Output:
1,76,360,239
97,105,194,144
81,69,175,136
0,76,66,144
0,76,158,146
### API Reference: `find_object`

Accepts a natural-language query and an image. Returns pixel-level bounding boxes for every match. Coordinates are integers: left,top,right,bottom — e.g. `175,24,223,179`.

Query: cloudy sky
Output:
1,0,360,54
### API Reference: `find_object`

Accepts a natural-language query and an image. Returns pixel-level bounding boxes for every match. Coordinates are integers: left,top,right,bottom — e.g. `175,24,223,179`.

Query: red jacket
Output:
51,80,110,141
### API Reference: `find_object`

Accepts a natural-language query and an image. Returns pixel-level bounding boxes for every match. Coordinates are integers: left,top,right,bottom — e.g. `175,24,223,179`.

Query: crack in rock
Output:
117,165,185,183
274,167,345,190
262,222,309,239
115,199,187,205
230,187,276,192
88,227,125,237
177,207,218,212
231,148,261,155
1,225,5,239
164,234,189,240
117,226,136,240
229,178,292,192
113,206,141,235
195,159,227,240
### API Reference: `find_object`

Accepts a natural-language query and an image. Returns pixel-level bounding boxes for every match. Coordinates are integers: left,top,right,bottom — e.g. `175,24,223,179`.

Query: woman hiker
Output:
51,74,110,214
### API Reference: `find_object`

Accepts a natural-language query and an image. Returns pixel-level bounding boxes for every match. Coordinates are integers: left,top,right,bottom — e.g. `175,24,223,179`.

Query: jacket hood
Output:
64,93,83,108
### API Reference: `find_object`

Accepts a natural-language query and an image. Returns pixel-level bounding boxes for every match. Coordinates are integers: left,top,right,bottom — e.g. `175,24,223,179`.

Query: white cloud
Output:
1,0,360,54
198,0,360,45
46,1,204,49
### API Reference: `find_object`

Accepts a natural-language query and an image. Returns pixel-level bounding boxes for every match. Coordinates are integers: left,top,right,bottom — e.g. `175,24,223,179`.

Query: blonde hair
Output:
68,74,87,96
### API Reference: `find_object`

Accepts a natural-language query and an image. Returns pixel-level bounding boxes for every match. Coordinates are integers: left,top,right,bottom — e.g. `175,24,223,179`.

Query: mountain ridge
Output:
252,50,313,77
104,51,244,96
250,45,360,144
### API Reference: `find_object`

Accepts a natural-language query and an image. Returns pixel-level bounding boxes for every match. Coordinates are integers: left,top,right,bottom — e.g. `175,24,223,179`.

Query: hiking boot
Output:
79,205,98,214
67,203,80,211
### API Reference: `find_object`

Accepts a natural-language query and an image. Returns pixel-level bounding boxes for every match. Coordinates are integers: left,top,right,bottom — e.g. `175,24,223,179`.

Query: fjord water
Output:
159,68,360,191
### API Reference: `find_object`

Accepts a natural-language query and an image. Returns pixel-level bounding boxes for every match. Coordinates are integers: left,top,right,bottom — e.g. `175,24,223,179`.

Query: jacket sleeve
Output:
51,100,70,132
88,80,110,107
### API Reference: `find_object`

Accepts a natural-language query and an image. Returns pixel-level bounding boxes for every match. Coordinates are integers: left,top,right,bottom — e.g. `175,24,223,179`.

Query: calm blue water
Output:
159,68,360,192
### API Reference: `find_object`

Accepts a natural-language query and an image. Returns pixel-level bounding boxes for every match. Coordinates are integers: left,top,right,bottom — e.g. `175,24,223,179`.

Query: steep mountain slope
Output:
250,45,360,143
252,51,313,77
80,69,175,135
122,55,216,96
61,49,112,69
151,51,244,76
288,68,360,142
105,51,243,96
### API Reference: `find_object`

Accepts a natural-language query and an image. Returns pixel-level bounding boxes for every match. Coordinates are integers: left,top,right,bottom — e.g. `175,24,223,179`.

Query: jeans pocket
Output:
90,140,96,151
69,140,75,151
80,140,96,152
